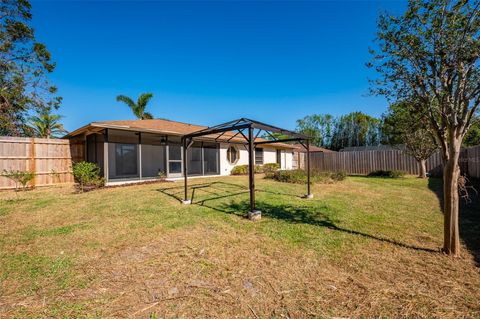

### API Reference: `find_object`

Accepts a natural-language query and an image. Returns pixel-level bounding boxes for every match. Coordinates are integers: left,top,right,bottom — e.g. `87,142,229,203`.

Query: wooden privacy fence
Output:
310,145,480,178
0,136,84,189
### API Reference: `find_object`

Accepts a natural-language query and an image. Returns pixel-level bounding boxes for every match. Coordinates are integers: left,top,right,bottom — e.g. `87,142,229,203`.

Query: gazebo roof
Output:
184,118,309,145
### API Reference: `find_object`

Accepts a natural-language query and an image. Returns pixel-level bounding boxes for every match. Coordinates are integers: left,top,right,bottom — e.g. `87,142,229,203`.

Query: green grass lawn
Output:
0,175,479,318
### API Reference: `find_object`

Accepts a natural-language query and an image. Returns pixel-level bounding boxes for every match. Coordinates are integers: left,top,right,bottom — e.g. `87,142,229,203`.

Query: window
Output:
227,146,239,164
276,149,282,165
255,147,264,165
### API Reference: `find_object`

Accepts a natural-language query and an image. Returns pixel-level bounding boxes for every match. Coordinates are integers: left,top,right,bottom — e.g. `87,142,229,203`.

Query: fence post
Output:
30,138,36,188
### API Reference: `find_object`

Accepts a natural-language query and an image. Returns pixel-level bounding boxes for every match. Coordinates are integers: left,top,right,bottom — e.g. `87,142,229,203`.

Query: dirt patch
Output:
4,223,478,318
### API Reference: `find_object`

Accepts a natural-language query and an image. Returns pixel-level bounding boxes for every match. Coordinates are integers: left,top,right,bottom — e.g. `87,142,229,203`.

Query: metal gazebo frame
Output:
181,118,312,218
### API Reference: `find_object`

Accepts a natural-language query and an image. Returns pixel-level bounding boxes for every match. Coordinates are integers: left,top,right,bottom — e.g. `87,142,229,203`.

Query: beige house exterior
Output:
66,119,295,185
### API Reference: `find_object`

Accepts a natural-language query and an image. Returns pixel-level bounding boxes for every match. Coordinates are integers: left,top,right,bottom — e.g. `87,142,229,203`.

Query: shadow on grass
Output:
428,177,480,266
157,181,303,204
218,201,438,253
158,181,438,254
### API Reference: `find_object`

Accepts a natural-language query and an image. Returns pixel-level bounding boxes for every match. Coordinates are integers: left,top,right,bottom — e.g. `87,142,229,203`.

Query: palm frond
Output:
116,95,137,110
27,112,66,138
142,112,154,119
137,93,153,108
117,93,154,120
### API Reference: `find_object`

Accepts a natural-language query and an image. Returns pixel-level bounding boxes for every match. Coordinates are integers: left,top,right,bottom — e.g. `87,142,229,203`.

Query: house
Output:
66,119,296,185
290,143,335,169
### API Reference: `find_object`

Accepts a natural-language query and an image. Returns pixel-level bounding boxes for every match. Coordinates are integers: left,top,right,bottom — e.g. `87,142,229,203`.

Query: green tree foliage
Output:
116,93,154,120
296,114,334,148
0,0,61,136
463,120,480,147
262,132,291,141
296,112,382,151
369,0,480,256
382,100,438,177
330,112,382,151
28,109,67,138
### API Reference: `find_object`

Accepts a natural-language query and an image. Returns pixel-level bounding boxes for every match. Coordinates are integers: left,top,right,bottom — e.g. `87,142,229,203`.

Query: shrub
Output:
331,170,347,182
72,161,104,192
2,170,35,191
266,169,346,184
367,170,406,178
262,163,280,173
157,171,166,180
231,163,280,175
231,165,249,175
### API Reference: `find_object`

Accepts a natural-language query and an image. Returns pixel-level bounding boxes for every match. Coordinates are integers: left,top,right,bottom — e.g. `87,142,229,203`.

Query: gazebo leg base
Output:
304,194,314,199
248,210,262,221
181,200,192,205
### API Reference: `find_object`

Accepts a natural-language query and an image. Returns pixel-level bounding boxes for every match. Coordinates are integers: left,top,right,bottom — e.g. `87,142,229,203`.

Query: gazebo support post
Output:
247,125,261,221
182,137,191,205
305,138,314,199
181,118,312,213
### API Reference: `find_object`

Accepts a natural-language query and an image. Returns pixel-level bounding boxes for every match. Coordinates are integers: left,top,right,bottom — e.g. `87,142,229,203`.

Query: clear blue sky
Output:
31,0,406,132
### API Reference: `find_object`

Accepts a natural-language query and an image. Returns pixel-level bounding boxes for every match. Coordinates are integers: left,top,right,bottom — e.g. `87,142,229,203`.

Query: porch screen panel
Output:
187,142,202,176
86,133,104,175
108,130,139,180
203,142,219,175
141,133,166,178
108,129,139,143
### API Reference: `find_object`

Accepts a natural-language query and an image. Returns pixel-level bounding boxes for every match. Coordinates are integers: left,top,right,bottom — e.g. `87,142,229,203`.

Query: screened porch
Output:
85,128,219,183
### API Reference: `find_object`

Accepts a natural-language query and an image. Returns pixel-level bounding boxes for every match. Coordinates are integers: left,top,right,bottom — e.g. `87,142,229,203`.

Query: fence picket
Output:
310,146,480,178
0,136,84,189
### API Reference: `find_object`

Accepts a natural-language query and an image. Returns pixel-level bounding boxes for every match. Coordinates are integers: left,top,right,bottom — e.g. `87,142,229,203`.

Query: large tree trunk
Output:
442,139,462,256
418,159,427,178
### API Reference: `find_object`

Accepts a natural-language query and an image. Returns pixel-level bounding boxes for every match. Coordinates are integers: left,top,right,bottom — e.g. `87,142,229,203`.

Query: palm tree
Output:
28,110,67,138
116,93,154,120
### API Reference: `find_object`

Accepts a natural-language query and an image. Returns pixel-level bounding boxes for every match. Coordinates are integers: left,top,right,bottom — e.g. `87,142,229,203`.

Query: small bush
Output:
266,169,345,184
2,170,35,191
157,171,166,180
331,170,347,182
262,163,280,173
231,164,279,175
72,161,104,192
231,165,249,175
367,170,406,178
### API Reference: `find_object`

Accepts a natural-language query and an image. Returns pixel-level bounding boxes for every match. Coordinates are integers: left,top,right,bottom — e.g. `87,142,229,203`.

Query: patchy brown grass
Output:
0,176,479,318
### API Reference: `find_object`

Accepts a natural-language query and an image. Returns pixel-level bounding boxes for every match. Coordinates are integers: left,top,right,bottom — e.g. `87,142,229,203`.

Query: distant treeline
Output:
296,112,382,151
296,112,480,151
